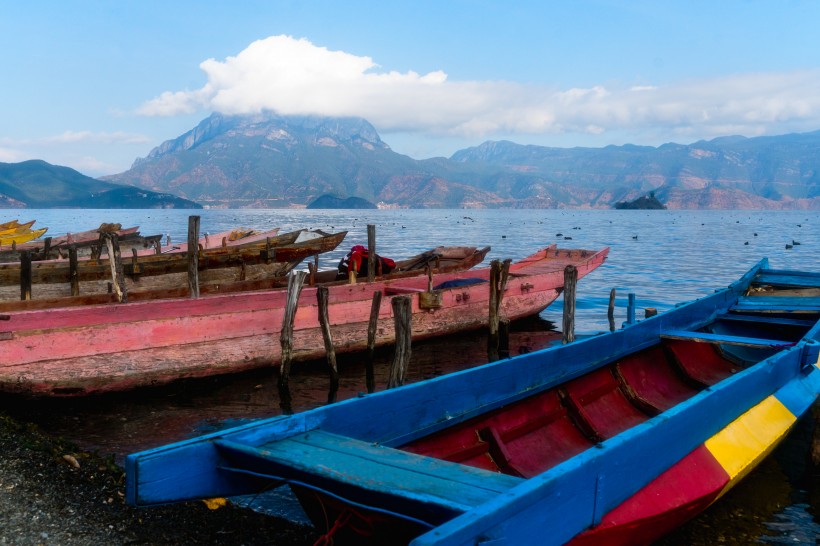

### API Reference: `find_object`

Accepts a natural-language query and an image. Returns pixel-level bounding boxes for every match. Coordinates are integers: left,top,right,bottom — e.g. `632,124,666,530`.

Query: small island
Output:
307,194,377,209
614,192,667,210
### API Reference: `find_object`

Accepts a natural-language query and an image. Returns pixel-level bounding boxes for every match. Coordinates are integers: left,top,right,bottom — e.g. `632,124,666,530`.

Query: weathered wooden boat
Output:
125,259,820,545
0,219,22,231
0,245,490,312
0,244,606,396
0,228,344,301
0,226,144,262
0,226,47,246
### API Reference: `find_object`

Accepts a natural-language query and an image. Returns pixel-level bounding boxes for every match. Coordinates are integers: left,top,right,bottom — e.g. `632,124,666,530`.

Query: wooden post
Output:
131,248,141,277
68,245,79,296
387,295,412,389
278,270,307,392
20,250,31,301
102,232,127,303
499,317,510,359
608,288,617,332
265,237,273,264
348,269,357,284
187,215,200,298
645,307,658,318
367,224,376,283
487,259,511,360
366,290,383,393
562,265,578,344
317,286,339,403
154,240,161,255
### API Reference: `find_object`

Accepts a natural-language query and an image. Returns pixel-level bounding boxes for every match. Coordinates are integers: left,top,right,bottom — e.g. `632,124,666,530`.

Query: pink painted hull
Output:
0,246,608,396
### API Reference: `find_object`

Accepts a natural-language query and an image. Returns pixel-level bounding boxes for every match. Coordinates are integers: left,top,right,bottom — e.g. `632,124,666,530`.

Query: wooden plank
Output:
214,431,520,514
734,295,820,312
756,270,820,289
717,313,817,328
660,330,795,348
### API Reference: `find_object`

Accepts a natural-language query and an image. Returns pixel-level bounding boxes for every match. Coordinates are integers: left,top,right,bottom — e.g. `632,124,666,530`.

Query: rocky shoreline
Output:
0,412,317,545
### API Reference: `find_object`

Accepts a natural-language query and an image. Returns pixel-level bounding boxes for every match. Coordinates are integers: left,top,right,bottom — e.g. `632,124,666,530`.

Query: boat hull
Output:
0,246,607,396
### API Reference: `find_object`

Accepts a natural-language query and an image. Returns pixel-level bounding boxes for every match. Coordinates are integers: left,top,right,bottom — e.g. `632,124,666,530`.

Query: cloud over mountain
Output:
137,36,820,144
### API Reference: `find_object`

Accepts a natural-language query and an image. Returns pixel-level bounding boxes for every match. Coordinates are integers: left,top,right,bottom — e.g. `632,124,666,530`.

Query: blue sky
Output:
3,1,820,177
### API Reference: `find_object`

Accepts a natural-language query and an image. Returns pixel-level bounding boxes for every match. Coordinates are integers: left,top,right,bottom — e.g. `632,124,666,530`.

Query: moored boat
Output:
0,226,47,246
125,259,820,545
0,228,343,301
0,244,607,396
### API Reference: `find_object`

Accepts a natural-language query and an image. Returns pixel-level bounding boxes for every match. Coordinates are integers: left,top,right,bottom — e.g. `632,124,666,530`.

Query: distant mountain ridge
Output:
0,160,200,209
103,113,820,209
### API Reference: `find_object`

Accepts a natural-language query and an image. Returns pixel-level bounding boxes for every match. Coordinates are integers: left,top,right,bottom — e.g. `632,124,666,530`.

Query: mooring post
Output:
68,245,79,296
499,317,510,359
387,295,412,389
102,232,127,303
187,215,200,298
307,261,316,286
317,286,339,404
608,288,617,332
645,307,658,318
42,237,52,260
487,259,511,361
626,293,636,325
19,250,31,301
367,224,376,282
278,270,307,393
562,265,578,344
366,290,383,393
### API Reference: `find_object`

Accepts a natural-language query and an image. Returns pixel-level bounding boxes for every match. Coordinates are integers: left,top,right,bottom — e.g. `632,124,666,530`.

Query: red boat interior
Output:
402,316,811,479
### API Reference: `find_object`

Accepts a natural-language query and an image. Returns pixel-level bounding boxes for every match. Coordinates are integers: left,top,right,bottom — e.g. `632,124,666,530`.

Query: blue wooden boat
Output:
126,258,820,545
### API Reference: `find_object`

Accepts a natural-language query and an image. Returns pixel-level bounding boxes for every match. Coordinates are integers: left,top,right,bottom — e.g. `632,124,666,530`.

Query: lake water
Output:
2,208,819,544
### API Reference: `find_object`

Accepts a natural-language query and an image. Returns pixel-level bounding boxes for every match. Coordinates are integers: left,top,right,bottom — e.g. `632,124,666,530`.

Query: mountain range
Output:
6,113,820,210
104,113,820,209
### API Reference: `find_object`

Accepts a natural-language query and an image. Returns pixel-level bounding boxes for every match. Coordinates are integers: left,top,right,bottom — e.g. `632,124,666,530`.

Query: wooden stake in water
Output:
278,270,307,391
366,290,383,393
317,286,339,403
608,288,617,332
367,224,376,283
562,265,578,344
488,259,511,360
387,295,412,389
187,215,200,298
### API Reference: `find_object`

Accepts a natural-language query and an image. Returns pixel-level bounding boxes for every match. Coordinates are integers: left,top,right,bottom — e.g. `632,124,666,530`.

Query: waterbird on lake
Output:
793,240,801,245
786,244,793,249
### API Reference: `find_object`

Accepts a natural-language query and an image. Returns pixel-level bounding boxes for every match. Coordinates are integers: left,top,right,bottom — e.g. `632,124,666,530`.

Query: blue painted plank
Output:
734,296,820,312
215,431,521,515
756,270,820,288
717,313,817,328
660,330,797,348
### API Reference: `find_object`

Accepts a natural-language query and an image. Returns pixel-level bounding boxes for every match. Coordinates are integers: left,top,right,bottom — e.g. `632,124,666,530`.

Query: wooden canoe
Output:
0,219,21,231
0,245,607,396
0,245,489,313
124,259,820,545
0,229,345,301
0,219,36,236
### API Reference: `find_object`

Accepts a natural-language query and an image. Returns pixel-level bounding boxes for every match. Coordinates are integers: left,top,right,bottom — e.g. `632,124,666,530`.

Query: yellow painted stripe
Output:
704,395,796,498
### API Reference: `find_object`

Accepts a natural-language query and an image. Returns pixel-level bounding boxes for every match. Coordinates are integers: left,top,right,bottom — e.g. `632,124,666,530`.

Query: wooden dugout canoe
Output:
0,226,47,246
0,244,606,396
0,229,343,301
0,219,36,236
125,259,820,545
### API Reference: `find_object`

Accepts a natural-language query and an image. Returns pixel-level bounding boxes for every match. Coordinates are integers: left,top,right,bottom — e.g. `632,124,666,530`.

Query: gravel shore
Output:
0,412,317,545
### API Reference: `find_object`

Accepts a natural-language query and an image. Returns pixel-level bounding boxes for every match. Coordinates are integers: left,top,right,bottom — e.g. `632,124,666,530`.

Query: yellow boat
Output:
0,220,36,237
0,227,48,246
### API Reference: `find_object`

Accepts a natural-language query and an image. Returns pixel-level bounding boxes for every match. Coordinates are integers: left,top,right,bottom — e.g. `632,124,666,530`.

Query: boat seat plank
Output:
660,330,797,348
561,367,649,442
214,431,521,515
614,345,701,414
755,272,820,289
663,339,741,386
733,296,820,312
717,313,817,328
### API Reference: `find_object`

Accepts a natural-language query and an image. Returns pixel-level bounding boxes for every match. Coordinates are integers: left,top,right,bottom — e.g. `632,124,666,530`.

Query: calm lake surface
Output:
2,208,819,544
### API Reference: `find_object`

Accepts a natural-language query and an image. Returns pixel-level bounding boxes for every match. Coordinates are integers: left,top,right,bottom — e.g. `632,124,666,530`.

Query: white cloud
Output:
45,131,151,145
138,35,820,143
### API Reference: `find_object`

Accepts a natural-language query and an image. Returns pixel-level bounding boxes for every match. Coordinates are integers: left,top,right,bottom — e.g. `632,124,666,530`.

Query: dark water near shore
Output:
2,208,819,543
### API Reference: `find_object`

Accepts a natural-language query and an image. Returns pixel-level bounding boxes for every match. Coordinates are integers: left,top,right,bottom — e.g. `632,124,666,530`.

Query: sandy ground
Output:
0,412,317,545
